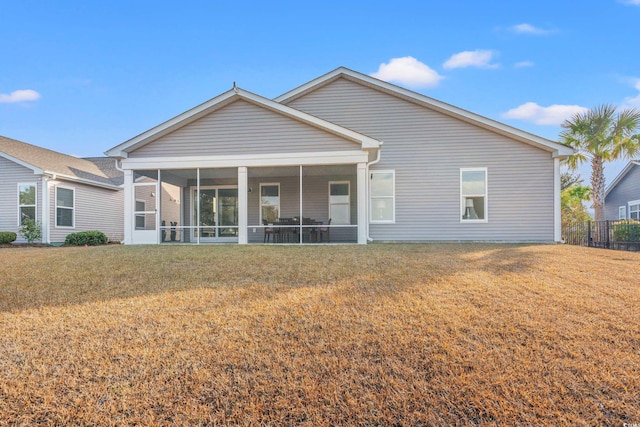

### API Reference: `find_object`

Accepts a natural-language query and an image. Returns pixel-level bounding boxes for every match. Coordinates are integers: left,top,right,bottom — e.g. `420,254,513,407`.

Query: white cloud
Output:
623,79,640,106
514,61,534,68
370,57,444,88
502,102,588,125
620,0,640,5
443,50,499,70
510,23,556,35
0,89,41,103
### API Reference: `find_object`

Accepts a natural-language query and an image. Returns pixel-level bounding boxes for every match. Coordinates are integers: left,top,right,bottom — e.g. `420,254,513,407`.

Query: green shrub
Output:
65,231,109,246
19,219,42,244
0,231,17,244
612,220,640,242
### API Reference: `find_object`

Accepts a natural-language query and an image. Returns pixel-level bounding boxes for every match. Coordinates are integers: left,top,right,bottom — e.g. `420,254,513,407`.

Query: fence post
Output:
587,220,591,247
606,220,610,249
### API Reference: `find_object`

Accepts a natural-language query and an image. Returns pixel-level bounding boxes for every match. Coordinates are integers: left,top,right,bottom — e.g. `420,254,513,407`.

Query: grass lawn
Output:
1,244,639,425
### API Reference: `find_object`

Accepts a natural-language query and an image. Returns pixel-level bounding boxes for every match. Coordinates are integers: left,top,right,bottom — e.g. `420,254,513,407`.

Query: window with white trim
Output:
56,186,75,228
329,181,350,225
619,206,627,220
18,183,37,225
260,183,280,223
461,168,487,222
629,201,640,220
370,171,395,223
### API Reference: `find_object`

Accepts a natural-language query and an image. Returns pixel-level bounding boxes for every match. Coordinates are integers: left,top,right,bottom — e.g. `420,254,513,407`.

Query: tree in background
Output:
561,171,591,223
561,104,640,221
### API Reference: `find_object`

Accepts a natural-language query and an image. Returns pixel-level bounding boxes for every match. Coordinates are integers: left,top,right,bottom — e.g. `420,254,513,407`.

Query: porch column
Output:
123,169,133,244
553,157,561,242
357,162,367,244
238,166,248,244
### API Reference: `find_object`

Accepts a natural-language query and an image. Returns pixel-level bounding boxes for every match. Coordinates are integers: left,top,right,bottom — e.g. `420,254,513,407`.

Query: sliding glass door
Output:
192,186,238,242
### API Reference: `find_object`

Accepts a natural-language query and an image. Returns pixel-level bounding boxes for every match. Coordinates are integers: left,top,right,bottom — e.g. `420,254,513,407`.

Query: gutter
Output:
44,170,122,191
365,144,383,242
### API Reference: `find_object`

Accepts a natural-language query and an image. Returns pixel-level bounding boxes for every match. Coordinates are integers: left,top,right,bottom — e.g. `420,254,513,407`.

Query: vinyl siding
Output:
287,78,555,241
128,99,359,158
49,181,124,243
605,164,640,220
0,157,41,243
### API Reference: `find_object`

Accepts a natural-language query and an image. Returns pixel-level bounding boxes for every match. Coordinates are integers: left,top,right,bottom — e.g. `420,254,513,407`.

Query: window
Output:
629,201,640,220
260,183,280,223
461,168,487,222
619,206,627,220
56,186,75,228
329,181,350,225
370,171,395,223
18,183,37,225
135,200,146,229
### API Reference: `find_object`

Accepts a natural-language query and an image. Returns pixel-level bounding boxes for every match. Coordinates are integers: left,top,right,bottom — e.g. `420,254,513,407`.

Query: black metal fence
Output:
563,220,640,251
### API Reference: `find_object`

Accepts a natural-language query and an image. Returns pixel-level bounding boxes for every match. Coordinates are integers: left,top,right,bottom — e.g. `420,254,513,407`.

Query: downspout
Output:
366,144,383,242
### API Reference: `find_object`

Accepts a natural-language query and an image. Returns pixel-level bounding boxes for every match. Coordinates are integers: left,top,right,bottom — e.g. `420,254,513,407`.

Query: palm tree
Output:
560,104,640,221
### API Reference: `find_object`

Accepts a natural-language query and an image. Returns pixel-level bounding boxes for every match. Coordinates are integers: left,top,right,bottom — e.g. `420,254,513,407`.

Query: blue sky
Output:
2,0,640,183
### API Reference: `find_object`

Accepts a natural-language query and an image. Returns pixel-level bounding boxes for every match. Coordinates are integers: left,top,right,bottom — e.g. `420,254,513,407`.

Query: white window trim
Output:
17,182,37,227
628,200,640,220
619,206,627,220
460,167,488,223
369,170,395,224
55,185,75,229
259,183,280,224
328,181,351,225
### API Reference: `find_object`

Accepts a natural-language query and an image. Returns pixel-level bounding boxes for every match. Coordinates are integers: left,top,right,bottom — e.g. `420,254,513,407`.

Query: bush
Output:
65,231,109,246
0,231,17,244
612,220,640,242
19,219,42,244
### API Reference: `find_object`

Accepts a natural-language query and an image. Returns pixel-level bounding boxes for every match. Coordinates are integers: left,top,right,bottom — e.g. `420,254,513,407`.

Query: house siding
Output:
287,78,555,241
605,164,640,220
49,181,124,243
0,157,41,243
128,99,359,158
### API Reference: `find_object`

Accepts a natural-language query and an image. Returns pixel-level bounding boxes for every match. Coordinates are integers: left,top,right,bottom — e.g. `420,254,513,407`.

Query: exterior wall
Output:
128,99,359,158
605,164,640,220
287,78,555,241
0,157,41,243
49,180,124,243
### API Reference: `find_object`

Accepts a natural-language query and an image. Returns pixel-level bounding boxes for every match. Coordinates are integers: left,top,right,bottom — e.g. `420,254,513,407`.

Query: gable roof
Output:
605,160,640,197
105,87,381,158
0,135,123,188
275,67,574,159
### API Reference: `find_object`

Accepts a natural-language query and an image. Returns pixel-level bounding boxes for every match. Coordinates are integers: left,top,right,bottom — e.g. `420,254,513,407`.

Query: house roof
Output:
275,67,574,159
105,87,382,158
0,135,123,188
605,160,640,197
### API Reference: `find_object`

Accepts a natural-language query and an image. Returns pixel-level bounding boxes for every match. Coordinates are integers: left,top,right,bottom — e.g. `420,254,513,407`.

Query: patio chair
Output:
317,218,331,243
263,219,276,243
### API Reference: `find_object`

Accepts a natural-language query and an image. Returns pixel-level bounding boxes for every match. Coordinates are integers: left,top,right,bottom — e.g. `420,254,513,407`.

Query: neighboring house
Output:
0,136,124,244
604,161,640,221
105,67,573,245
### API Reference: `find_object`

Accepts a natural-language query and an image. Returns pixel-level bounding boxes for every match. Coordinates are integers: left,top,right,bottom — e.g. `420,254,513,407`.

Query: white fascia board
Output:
238,89,380,149
605,161,637,197
276,67,572,156
0,151,43,174
105,87,380,158
44,171,122,191
105,90,239,157
120,150,370,170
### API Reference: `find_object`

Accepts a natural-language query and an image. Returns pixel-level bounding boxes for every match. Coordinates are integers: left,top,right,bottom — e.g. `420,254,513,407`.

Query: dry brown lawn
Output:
0,243,638,425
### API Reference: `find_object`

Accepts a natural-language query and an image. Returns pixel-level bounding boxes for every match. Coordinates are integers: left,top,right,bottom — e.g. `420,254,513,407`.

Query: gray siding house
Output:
0,136,124,244
106,67,572,245
604,161,640,220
